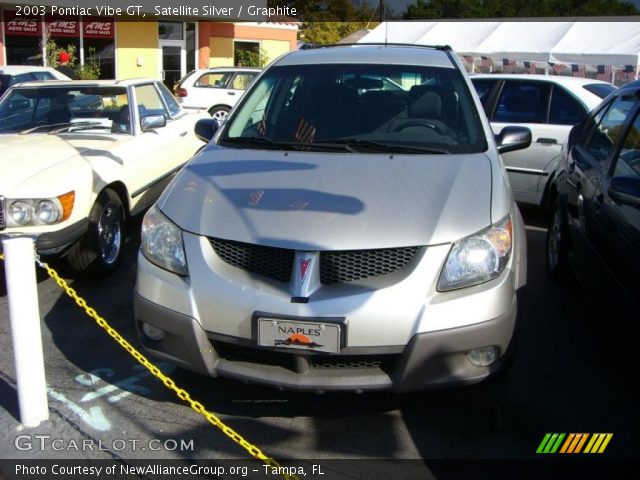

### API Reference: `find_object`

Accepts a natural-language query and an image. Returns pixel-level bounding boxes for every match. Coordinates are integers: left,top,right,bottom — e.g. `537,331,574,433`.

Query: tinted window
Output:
583,83,616,99
156,82,182,117
470,78,497,113
195,72,233,88
549,86,586,125
0,75,11,97
614,109,640,177
0,86,129,133
586,96,635,166
230,72,258,90
32,71,55,81
135,84,169,121
493,81,550,123
224,63,487,154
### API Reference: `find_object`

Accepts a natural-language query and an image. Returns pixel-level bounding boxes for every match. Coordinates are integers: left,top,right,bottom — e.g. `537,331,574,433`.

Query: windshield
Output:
0,86,131,134
221,63,487,154
583,83,617,99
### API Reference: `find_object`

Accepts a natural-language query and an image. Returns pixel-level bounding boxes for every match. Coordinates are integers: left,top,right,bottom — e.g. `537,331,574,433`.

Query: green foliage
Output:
403,0,639,19
46,39,101,79
234,48,270,68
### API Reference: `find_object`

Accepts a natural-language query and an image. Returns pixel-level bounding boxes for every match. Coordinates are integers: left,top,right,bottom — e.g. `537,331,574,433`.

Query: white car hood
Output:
0,134,123,190
160,146,493,250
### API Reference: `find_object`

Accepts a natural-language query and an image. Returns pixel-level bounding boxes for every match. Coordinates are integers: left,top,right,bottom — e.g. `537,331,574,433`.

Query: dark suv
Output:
546,80,640,344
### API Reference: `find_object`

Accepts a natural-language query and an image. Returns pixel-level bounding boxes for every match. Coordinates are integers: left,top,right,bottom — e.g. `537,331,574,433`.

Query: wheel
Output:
391,119,443,134
546,198,569,279
68,189,125,276
209,106,230,122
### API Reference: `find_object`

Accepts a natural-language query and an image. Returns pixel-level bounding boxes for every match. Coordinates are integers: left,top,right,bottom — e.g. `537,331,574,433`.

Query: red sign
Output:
45,15,79,38
83,18,114,39
3,10,42,37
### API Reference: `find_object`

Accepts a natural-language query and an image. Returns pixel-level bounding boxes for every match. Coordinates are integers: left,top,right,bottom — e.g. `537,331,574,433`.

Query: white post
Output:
2,237,49,427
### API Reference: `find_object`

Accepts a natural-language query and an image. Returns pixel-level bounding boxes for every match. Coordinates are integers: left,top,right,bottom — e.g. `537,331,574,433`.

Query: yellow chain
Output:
0,252,297,480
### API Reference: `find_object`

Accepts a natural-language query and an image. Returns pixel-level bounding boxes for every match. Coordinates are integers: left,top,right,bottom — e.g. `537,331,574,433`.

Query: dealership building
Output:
0,2,297,87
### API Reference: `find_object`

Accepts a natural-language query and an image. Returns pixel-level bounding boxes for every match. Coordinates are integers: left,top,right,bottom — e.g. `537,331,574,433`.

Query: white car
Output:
0,66,70,97
471,74,615,206
0,79,206,275
174,67,261,121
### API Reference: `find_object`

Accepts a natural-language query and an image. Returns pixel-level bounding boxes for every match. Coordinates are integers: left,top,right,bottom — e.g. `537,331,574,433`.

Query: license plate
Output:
257,317,341,354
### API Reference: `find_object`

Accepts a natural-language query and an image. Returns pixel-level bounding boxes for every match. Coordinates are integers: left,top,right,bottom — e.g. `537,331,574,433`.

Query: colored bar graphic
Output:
537,433,613,454
537,433,565,454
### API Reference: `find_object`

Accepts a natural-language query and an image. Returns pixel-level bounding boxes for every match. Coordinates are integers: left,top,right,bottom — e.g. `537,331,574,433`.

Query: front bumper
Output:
135,289,523,392
135,208,527,392
0,219,88,255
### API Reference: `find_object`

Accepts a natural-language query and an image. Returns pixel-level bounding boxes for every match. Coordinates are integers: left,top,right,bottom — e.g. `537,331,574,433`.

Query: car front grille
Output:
211,341,398,372
208,237,421,284
320,246,421,284
209,237,294,283
0,196,5,231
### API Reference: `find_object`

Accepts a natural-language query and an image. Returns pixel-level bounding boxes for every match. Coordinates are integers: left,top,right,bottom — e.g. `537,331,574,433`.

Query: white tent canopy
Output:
360,21,640,68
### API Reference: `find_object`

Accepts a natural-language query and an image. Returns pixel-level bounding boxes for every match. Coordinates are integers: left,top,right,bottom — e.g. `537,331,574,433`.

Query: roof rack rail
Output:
299,42,452,51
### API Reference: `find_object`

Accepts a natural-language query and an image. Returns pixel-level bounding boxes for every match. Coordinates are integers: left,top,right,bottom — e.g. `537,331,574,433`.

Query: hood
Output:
160,147,493,250
0,133,123,190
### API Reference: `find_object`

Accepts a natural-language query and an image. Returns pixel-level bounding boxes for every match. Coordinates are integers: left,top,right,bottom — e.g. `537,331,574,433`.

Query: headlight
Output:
5,192,74,227
437,215,512,291
141,205,188,276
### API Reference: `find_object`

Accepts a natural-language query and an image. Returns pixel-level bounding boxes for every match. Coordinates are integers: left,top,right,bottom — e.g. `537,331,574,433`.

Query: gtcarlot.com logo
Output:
536,433,613,454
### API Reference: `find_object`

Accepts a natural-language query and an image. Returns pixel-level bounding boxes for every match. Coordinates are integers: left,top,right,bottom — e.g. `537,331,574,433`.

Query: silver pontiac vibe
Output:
134,44,530,392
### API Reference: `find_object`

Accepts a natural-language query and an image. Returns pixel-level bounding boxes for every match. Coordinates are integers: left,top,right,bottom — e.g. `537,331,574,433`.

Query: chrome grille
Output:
0,196,5,231
209,237,421,284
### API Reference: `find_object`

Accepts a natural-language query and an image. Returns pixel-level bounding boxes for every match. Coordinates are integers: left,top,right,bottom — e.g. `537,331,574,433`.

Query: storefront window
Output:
1,9,115,79
3,9,44,65
186,23,196,73
159,21,183,40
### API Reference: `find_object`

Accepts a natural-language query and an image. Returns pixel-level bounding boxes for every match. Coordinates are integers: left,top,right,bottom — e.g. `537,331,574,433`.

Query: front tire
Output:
68,189,125,276
209,105,230,122
546,199,569,279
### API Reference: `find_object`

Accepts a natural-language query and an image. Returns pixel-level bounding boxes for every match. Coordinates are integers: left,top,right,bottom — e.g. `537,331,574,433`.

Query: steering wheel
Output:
391,119,444,134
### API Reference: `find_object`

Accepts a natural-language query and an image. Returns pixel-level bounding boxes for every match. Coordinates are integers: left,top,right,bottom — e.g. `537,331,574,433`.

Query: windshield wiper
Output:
20,121,105,135
322,139,449,154
219,136,348,152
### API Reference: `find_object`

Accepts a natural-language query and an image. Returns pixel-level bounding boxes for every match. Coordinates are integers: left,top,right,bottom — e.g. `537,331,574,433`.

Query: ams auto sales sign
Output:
3,10,42,36
2,11,113,39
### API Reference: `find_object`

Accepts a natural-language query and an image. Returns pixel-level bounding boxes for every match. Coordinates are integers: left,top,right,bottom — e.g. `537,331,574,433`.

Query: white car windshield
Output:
221,63,487,154
0,86,131,134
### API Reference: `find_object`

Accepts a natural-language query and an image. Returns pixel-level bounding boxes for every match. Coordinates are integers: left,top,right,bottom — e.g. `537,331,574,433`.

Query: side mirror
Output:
496,126,532,154
9,99,30,111
141,114,166,131
194,118,220,143
609,175,640,208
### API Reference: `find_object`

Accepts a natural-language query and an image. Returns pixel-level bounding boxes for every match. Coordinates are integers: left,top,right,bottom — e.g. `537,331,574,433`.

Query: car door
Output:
566,94,638,327
125,83,195,211
590,103,640,324
227,71,259,103
489,80,586,205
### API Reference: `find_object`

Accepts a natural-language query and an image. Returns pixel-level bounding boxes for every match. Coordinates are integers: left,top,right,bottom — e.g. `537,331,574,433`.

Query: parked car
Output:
546,80,640,343
174,67,261,121
471,74,615,206
0,79,206,275
0,65,70,98
134,44,531,393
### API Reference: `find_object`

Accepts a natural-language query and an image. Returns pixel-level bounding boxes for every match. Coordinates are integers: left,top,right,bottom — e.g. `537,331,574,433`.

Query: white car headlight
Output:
6,192,74,227
438,215,512,291
141,205,188,276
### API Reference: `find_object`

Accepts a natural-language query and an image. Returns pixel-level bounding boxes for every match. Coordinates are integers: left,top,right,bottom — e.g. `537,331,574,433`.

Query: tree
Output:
403,0,639,18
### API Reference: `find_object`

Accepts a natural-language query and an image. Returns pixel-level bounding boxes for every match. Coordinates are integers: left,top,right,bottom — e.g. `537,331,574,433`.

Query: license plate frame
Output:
256,315,343,354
